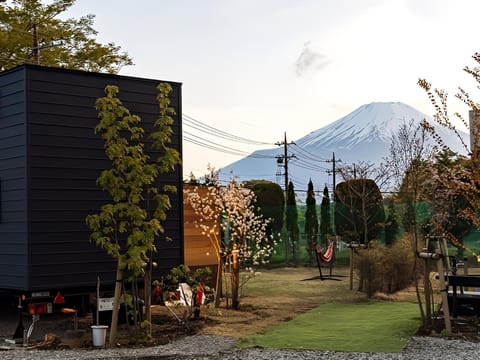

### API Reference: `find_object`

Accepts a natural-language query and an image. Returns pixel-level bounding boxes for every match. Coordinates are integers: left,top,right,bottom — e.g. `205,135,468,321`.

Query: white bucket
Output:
91,325,108,347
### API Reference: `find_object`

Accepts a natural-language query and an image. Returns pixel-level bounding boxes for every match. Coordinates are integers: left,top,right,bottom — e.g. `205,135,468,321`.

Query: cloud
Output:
295,41,331,77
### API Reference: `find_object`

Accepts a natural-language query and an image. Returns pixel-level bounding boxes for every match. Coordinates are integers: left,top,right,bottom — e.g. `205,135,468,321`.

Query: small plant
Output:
239,268,261,297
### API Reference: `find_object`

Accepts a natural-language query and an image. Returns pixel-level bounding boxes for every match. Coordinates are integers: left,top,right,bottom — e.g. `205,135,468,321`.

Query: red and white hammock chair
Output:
312,241,335,279
313,241,335,263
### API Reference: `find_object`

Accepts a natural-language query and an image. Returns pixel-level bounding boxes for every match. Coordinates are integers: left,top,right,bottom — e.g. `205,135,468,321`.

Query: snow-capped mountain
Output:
219,102,469,194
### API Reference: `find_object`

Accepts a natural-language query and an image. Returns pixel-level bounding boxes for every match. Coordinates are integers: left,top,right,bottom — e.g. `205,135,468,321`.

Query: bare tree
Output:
417,52,480,266
337,161,391,192
384,119,435,328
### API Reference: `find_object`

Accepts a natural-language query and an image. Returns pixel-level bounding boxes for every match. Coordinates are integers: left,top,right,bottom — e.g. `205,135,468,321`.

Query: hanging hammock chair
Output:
312,241,335,279
313,241,335,263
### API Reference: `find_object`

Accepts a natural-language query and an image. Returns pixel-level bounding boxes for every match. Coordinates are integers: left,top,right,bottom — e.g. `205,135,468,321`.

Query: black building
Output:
0,65,183,294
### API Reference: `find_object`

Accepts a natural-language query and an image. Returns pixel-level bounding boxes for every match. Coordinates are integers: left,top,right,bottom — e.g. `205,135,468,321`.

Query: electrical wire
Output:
183,131,275,159
290,157,330,171
291,143,331,162
183,134,249,157
183,113,279,164
183,114,274,146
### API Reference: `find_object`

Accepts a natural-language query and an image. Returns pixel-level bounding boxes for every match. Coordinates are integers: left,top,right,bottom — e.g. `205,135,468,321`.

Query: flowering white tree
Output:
184,169,277,309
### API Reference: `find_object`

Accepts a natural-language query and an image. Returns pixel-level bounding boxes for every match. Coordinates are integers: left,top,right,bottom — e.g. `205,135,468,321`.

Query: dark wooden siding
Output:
0,65,183,292
0,68,29,291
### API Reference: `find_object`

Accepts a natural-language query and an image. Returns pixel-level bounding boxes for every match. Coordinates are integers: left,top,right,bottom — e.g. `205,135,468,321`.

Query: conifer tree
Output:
304,180,318,261
320,185,333,245
286,181,300,261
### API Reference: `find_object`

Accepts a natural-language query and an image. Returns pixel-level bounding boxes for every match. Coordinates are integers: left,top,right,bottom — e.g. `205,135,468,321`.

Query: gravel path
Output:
1,334,479,359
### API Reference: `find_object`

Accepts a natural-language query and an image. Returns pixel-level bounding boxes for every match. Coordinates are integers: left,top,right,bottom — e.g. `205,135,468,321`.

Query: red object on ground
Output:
195,284,204,305
153,286,163,297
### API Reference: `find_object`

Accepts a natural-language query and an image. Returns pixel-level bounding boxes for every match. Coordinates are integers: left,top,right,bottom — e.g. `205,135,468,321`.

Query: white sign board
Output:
98,297,115,312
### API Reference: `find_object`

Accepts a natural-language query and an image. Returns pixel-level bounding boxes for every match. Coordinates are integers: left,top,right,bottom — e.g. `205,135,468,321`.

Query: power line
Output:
183,134,250,156
183,114,274,146
290,157,329,171
183,131,275,159
291,143,330,162
183,115,335,186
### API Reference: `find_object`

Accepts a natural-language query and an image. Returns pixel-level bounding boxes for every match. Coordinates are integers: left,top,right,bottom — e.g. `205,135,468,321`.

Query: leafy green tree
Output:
243,179,284,239
384,197,399,245
0,0,132,72
86,83,179,344
320,185,333,245
334,179,385,245
286,181,300,261
304,180,318,261
423,149,473,258
396,158,431,233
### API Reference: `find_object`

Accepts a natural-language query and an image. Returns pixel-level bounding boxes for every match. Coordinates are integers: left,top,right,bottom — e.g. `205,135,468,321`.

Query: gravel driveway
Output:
1,334,480,360
2,293,479,359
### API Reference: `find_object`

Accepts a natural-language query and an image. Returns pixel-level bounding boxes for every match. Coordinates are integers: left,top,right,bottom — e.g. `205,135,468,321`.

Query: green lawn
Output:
238,301,420,353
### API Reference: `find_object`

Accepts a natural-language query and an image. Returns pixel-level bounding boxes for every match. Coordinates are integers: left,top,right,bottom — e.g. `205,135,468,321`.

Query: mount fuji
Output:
218,102,469,194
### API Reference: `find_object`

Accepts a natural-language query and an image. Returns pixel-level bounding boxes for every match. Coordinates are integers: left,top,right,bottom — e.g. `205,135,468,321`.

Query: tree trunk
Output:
214,262,222,308
144,264,152,339
109,258,123,347
231,248,240,310
349,246,354,290
423,258,432,326
292,234,296,263
361,195,369,244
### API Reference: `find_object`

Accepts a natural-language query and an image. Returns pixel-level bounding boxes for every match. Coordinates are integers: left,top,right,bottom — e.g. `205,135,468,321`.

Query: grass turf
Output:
238,301,420,353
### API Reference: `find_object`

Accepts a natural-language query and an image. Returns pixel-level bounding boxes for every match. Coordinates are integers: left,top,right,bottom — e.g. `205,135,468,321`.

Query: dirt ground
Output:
1,267,355,349
2,266,479,350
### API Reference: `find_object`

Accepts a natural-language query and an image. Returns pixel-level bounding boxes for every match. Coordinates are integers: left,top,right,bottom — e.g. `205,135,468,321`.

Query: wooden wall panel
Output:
183,186,219,267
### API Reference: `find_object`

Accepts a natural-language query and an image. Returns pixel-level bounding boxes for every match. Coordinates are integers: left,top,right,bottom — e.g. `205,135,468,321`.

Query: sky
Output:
65,0,480,178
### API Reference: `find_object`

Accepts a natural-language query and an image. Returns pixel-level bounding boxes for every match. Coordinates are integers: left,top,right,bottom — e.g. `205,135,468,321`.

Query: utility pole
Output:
326,152,341,236
31,23,64,65
275,132,295,261
326,152,341,202
275,132,295,194
33,24,39,65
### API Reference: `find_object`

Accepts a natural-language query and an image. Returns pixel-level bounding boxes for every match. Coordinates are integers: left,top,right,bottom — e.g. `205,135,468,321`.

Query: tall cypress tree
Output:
286,181,299,261
304,180,318,261
320,185,333,246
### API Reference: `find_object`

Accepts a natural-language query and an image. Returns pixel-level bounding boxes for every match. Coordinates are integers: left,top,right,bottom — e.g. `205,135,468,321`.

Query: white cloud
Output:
294,41,331,77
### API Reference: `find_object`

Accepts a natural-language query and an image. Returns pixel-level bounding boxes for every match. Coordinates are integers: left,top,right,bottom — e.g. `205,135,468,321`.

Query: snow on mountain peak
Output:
297,101,432,150
219,101,469,191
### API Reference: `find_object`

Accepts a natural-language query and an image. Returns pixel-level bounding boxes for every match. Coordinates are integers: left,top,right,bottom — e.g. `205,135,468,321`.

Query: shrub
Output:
355,236,415,297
